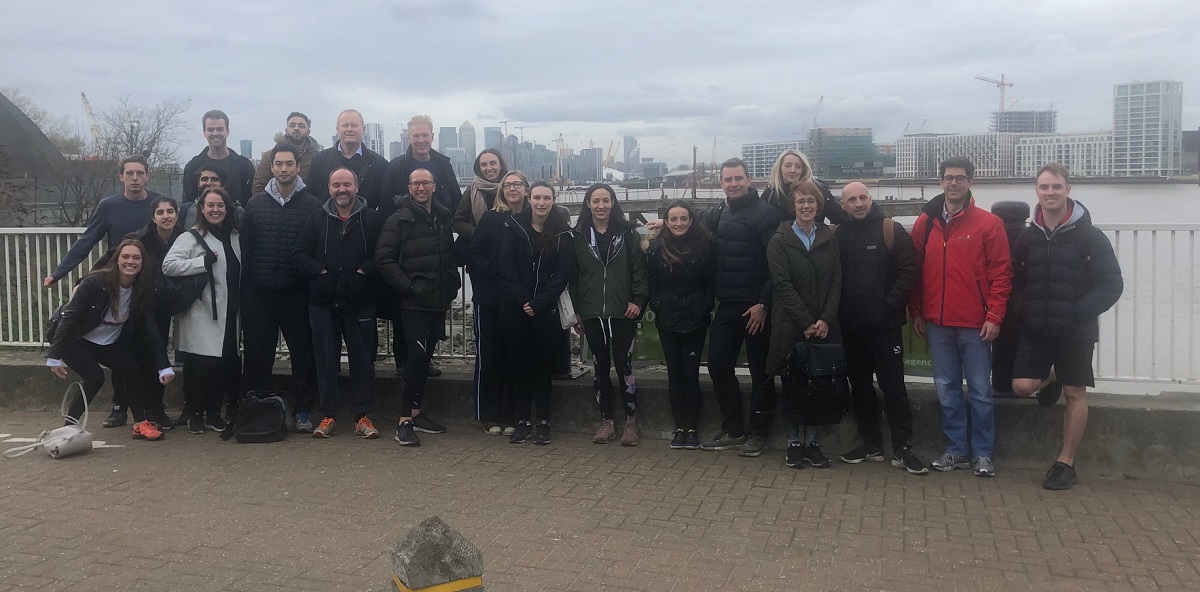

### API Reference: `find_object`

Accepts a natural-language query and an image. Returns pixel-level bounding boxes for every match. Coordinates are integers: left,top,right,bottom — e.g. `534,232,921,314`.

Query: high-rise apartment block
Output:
438,127,458,152
991,110,1057,134
1015,132,1112,178
740,140,806,178
1113,80,1183,177
459,121,476,160
483,127,502,151
623,136,639,166
363,123,385,156
896,133,1024,179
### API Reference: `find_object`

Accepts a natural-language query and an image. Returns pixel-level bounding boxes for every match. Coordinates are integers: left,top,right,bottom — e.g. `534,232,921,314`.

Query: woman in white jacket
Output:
162,187,242,435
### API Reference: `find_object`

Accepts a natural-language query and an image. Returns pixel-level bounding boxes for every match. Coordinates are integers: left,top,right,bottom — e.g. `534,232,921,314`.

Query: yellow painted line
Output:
393,575,483,592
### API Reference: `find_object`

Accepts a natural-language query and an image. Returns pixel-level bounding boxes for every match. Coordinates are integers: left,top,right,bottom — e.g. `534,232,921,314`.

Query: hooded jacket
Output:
765,221,842,376
492,208,574,315
643,230,715,334
374,194,460,312
1012,199,1122,341
567,224,648,322
379,146,464,220
182,147,256,205
307,142,388,208
696,187,790,305
834,203,918,333
909,192,1012,329
240,177,323,291
293,196,385,311
252,135,323,195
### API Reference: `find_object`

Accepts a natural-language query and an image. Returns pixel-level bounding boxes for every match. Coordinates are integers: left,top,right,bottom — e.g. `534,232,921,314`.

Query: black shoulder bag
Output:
158,229,217,319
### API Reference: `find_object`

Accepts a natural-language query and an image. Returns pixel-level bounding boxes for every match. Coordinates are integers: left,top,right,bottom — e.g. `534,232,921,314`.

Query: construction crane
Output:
797,95,825,139
80,92,104,157
975,74,1014,112
499,120,511,138
902,122,911,136
551,133,568,185
603,140,616,168
514,124,544,142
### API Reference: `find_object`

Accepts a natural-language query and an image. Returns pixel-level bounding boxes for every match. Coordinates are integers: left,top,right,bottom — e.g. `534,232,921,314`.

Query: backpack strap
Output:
882,217,894,250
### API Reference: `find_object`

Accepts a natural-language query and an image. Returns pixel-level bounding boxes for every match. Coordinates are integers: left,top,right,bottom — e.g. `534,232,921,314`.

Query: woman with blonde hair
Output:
762,149,842,224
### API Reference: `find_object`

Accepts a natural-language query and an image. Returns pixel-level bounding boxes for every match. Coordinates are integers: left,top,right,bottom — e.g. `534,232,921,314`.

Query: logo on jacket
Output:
892,346,901,355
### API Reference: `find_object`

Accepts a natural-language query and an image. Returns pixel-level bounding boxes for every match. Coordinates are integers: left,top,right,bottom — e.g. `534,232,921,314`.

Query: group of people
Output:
40,108,1123,490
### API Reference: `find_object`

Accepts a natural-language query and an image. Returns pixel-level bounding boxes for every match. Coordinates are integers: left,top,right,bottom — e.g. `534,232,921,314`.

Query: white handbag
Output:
557,289,578,330
4,382,93,460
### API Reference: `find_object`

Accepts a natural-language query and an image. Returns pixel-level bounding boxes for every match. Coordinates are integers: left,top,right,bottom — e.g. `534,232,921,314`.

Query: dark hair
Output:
118,155,148,175
194,187,237,233
525,187,569,251
473,148,508,180
150,195,179,213
719,157,749,178
88,238,155,320
268,143,299,164
330,166,360,185
789,180,826,211
1037,162,1070,183
530,181,555,197
658,200,712,269
287,112,310,125
939,156,975,179
197,167,225,185
575,183,633,234
202,110,229,128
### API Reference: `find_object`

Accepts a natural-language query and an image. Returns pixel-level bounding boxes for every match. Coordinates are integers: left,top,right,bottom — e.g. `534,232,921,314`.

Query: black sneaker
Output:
509,421,532,444
427,364,443,378
1037,382,1064,407
785,442,805,469
173,413,189,428
683,430,700,450
803,443,831,468
533,421,551,446
394,421,421,446
1042,461,1078,490
840,443,885,464
205,413,228,432
411,414,446,434
146,411,173,431
890,446,930,475
102,406,128,428
187,415,206,434
737,435,768,457
669,429,686,449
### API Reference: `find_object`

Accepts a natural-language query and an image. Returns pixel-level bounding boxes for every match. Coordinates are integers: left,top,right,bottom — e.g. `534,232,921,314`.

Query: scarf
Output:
467,177,500,224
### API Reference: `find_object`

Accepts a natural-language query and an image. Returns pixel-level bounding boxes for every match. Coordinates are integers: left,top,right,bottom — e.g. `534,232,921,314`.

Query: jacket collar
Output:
775,219,833,250
921,191,975,222
323,195,367,219
726,186,762,213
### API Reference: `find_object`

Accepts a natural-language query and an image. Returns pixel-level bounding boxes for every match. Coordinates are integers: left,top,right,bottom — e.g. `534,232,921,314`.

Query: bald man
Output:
833,182,927,474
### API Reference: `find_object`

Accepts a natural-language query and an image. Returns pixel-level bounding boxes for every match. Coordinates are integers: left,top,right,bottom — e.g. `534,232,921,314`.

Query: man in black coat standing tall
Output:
182,110,255,205
833,182,927,475
307,109,387,207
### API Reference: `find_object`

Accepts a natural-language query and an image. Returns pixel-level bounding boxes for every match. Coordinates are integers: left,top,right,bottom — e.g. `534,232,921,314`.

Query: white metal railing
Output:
2,225,1198,383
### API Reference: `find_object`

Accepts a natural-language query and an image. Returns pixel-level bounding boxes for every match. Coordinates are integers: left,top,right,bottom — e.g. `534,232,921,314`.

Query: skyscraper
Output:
239,140,252,159
459,121,476,160
990,110,1057,133
1113,80,1183,177
483,127,502,151
389,141,405,161
623,136,639,166
438,127,458,152
363,123,385,155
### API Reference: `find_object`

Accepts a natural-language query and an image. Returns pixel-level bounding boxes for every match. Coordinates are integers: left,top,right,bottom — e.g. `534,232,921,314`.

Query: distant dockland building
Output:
1113,80,1183,177
741,140,806,179
991,110,1057,134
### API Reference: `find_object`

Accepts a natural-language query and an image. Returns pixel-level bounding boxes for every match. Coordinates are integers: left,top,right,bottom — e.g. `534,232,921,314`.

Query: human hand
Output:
160,373,175,385
813,320,829,339
743,304,767,335
51,366,69,379
980,321,1000,342
624,303,641,319
524,303,535,317
912,316,926,338
43,276,56,288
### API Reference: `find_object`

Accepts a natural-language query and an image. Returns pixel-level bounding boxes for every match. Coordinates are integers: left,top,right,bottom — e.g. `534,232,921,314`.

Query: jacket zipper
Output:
938,218,948,325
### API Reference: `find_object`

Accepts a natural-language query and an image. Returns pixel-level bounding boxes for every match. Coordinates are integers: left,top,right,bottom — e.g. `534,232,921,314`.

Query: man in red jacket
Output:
910,157,1012,478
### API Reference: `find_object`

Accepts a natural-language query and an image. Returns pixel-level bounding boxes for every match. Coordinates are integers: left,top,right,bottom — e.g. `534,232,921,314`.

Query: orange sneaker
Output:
354,416,379,439
131,420,164,441
313,417,337,439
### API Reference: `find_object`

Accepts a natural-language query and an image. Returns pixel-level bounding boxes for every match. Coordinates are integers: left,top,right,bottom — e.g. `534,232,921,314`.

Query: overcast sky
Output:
4,0,1199,166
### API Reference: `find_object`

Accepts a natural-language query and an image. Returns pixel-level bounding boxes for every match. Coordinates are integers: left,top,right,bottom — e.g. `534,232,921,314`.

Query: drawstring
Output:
603,317,612,346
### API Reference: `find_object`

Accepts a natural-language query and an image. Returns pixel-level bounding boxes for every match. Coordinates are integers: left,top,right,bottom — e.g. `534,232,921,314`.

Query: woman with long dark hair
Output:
46,239,175,441
568,183,648,445
163,187,242,435
453,148,508,240
643,200,714,450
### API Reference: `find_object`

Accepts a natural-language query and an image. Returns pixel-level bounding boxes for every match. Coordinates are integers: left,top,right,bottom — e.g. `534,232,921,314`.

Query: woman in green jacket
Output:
569,183,648,446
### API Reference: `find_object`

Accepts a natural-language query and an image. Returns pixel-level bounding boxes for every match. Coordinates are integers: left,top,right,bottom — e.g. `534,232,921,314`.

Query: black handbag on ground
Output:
783,338,848,426
232,391,289,443
158,229,217,318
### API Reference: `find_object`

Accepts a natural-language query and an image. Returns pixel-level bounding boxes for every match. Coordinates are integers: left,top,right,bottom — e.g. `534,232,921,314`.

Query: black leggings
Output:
582,317,637,420
499,305,558,423
661,327,707,430
58,340,145,423
400,309,444,415
183,353,241,418
473,303,512,424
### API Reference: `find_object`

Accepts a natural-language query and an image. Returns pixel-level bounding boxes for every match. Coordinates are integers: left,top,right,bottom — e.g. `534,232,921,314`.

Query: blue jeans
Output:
926,323,994,458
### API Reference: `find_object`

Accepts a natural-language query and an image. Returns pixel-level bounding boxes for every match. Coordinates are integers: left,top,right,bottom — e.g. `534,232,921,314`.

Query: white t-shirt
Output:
82,286,131,346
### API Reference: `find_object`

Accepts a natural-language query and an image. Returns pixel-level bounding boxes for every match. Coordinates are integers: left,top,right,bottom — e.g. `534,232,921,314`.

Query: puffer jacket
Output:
765,221,842,376
834,203,918,333
293,196,385,310
374,194,460,312
460,209,509,308
240,178,323,292
696,187,790,305
567,225,648,321
643,232,715,334
493,208,574,314
45,274,167,371
1012,199,1122,341
909,192,1012,329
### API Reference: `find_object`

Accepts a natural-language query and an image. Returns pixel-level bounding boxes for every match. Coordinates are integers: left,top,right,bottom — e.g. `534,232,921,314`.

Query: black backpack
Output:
233,391,289,443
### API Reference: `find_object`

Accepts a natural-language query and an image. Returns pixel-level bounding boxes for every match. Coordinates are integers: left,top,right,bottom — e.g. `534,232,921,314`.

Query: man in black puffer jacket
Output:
240,144,323,430
833,182,926,474
375,169,460,447
1010,164,1122,491
696,158,790,456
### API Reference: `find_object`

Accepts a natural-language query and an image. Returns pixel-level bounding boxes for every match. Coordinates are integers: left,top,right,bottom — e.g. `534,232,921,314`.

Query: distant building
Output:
507,135,557,181
740,140,806,178
445,147,470,180
564,147,604,183
1113,80,1183,177
363,123,385,155
623,136,639,166
239,140,253,160
1183,129,1200,175
389,141,405,161
807,128,880,177
459,121,476,161
1015,132,1113,178
896,133,1027,179
483,127,502,151
642,161,668,179
438,127,458,152
991,110,1057,134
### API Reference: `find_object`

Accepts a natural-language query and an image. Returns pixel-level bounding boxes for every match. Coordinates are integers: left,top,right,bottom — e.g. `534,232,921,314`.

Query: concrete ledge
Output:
1,351,1196,483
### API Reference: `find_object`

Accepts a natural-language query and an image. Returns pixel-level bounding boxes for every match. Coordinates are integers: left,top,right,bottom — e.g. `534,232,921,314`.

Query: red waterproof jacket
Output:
908,193,1012,329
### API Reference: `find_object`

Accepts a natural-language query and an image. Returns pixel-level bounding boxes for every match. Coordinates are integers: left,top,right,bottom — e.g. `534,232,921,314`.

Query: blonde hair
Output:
408,114,433,132
768,149,814,200
494,171,530,212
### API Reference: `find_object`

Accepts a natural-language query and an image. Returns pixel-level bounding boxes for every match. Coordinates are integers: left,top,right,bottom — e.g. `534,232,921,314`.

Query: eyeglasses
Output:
408,180,434,188
795,198,818,206
501,181,526,189
942,175,970,184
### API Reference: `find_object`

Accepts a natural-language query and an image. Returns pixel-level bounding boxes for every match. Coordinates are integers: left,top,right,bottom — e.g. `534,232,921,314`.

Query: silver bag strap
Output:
3,382,89,458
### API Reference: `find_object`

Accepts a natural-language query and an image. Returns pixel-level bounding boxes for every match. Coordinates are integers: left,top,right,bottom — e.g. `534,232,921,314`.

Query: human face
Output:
840,182,872,221
271,150,299,184
1035,171,1071,217
530,186,555,218
286,116,310,143
201,192,227,225
939,166,973,205
720,165,749,200
337,112,364,147
479,153,502,182
666,206,692,238
197,169,222,191
501,174,527,211
408,170,435,207
780,154,806,184
588,188,613,225
408,124,433,158
153,202,177,233
203,118,228,149
794,193,819,226
329,169,359,209
116,245,143,283
120,162,148,195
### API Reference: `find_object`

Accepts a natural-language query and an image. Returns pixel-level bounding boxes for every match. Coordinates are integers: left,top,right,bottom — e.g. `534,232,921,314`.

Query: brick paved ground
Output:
1,411,1198,592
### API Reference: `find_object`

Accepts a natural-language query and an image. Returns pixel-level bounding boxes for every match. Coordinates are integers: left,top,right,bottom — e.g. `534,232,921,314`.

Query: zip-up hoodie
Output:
293,195,385,310
567,225,648,321
494,208,574,314
909,192,1012,329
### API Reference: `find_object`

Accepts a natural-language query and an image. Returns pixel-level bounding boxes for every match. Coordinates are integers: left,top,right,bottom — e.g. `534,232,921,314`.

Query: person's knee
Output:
1011,378,1041,397
1063,385,1087,403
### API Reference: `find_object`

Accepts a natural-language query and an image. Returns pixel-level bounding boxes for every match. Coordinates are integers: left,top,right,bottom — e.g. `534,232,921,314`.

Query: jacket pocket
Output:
309,272,337,305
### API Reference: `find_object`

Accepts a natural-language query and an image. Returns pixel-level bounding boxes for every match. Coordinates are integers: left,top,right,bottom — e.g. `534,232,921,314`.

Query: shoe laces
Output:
318,417,336,431
356,417,375,432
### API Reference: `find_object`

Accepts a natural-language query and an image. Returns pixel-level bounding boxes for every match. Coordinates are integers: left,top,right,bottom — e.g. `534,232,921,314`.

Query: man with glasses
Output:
909,157,1012,477
309,109,387,209
252,112,322,195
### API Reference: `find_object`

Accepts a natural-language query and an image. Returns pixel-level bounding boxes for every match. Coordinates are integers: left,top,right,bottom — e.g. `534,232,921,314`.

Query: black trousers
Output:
707,301,775,438
59,339,145,423
843,326,914,448
499,305,558,423
310,305,377,419
400,309,444,415
472,304,512,424
183,352,241,418
241,287,317,414
661,327,707,430
390,315,409,368
582,317,638,420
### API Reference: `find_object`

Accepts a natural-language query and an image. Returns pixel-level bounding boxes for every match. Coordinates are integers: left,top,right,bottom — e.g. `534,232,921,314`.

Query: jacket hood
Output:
265,176,308,201
1031,198,1090,237
920,191,976,220
273,133,322,153
322,195,367,218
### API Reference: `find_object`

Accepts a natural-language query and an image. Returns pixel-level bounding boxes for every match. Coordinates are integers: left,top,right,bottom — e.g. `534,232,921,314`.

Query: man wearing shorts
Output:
1010,162,1123,490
